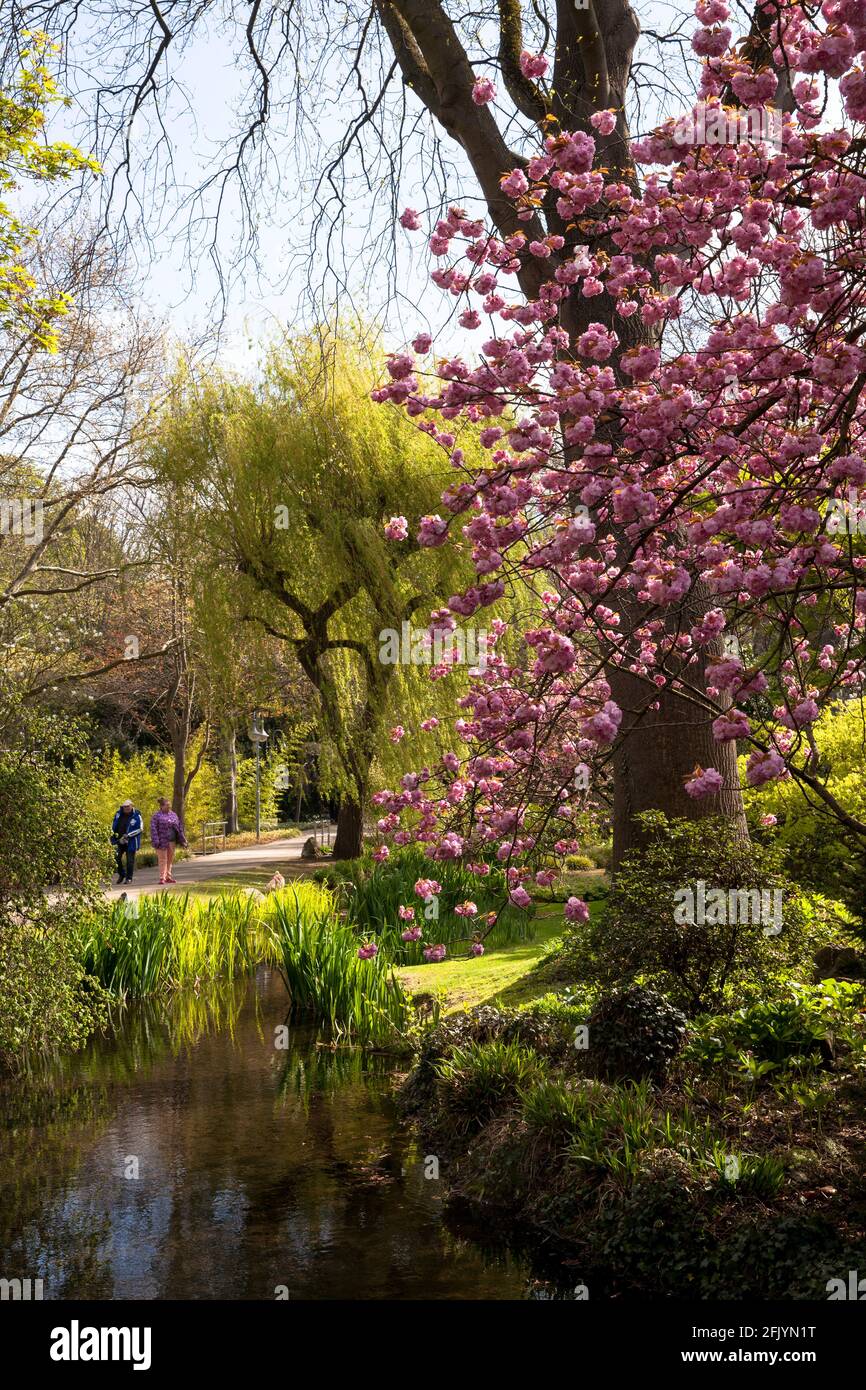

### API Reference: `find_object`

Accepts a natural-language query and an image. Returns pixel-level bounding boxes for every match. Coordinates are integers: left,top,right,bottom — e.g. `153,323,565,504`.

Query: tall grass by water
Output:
79,889,331,997
267,887,409,1044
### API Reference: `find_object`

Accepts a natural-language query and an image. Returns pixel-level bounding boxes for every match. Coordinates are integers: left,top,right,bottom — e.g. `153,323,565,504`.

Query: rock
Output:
812,944,866,983
244,887,265,902
300,836,320,861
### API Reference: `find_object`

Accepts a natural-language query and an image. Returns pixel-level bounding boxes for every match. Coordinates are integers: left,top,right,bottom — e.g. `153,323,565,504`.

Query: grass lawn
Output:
395,901,587,1014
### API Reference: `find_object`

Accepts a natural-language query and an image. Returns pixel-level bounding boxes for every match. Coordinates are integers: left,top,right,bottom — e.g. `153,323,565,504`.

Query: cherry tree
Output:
370,0,866,917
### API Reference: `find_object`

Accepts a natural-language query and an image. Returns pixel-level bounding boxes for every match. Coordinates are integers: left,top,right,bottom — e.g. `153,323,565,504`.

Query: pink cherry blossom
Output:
519,50,548,79
684,766,725,798
590,110,617,136
472,76,496,105
564,896,590,923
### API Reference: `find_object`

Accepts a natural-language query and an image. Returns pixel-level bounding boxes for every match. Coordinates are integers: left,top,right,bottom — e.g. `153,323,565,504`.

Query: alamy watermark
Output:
379,620,488,671
1,1276,43,1300
826,489,866,535
50,1322,151,1371
673,103,783,152
827,1270,866,1300
673,880,783,936
0,498,43,546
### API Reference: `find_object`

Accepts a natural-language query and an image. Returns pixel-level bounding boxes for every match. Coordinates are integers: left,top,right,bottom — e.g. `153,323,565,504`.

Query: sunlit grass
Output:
78,891,280,996
266,886,409,1044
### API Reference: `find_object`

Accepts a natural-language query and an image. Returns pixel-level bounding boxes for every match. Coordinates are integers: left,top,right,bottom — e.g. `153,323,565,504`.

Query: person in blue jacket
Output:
111,799,143,884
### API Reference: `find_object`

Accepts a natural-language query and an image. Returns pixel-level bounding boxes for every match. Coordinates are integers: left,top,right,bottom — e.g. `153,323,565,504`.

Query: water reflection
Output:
1,968,531,1299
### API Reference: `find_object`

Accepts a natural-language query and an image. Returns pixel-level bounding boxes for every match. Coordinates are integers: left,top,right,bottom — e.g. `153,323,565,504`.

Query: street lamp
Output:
248,711,269,841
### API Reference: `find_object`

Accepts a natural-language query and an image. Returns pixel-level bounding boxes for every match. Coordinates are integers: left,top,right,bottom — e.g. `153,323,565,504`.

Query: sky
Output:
26,1,733,370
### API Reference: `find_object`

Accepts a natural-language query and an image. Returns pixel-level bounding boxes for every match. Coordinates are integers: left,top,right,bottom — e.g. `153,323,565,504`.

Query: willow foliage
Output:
151,327,533,814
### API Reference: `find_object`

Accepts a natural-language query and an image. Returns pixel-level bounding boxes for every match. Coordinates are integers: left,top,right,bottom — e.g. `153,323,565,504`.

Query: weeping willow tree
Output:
151,329,495,857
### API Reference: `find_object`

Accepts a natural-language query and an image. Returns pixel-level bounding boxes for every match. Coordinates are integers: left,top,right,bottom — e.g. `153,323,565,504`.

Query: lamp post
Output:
248,712,269,842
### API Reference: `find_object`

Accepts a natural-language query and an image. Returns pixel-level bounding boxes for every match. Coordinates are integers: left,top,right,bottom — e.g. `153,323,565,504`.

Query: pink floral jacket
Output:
150,809,188,850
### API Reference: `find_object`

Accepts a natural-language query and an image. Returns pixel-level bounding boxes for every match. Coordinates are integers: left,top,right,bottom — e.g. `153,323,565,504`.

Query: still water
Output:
1,968,541,1300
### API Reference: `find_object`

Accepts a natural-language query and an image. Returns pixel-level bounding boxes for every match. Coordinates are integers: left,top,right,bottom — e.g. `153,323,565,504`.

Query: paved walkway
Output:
105,829,337,902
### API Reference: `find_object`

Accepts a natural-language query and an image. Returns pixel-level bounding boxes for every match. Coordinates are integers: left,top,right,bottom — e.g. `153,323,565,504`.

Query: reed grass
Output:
78,891,283,996
266,886,409,1044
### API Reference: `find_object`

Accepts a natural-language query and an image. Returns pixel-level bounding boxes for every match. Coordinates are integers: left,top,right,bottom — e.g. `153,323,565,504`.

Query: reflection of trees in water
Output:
0,977,255,1299
0,1077,116,1297
3,973,531,1299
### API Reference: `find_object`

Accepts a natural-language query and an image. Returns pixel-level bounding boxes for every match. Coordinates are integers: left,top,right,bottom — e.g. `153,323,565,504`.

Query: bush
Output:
434,1038,543,1131
0,918,109,1065
742,705,866,923
0,710,108,1068
685,979,866,1076
585,841,613,871
558,813,826,1014
587,985,687,1083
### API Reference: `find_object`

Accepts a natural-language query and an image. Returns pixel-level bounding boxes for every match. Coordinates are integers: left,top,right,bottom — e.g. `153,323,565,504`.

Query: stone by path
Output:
104,828,337,902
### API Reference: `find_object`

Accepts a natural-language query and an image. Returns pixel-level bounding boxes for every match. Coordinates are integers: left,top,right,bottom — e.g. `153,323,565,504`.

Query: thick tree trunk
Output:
332,795,364,859
608,674,747,869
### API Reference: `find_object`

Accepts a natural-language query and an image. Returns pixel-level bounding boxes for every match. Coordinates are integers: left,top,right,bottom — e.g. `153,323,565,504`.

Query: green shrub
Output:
521,986,596,1029
434,1039,543,1131
0,710,108,1069
581,879,610,902
685,980,866,1076
558,813,825,1014
742,705,866,923
517,987,598,1061
587,985,687,1083
0,919,109,1066
564,854,594,871
585,841,613,871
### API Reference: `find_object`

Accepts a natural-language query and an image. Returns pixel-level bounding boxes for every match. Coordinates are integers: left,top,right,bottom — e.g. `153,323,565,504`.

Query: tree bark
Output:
171,729,186,822
332,794,365,860
221,719,240,834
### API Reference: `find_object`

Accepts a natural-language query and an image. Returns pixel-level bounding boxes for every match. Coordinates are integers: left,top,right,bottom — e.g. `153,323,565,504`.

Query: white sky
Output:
25,0,822,370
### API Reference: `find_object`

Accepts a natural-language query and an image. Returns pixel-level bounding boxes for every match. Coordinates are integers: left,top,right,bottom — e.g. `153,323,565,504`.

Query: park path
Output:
104,828,337,902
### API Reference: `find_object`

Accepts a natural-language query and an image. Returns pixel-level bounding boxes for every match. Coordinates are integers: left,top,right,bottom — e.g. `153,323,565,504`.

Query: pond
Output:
0,967,555,1300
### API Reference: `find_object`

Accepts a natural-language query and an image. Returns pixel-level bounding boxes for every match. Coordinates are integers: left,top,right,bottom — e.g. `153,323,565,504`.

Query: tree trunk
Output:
171,732,186,822
332,795,364,860
221,720,240,834
608,674,747,870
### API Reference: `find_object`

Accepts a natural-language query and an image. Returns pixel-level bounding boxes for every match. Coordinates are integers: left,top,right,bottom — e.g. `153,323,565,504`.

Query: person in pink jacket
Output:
150,797,188,885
